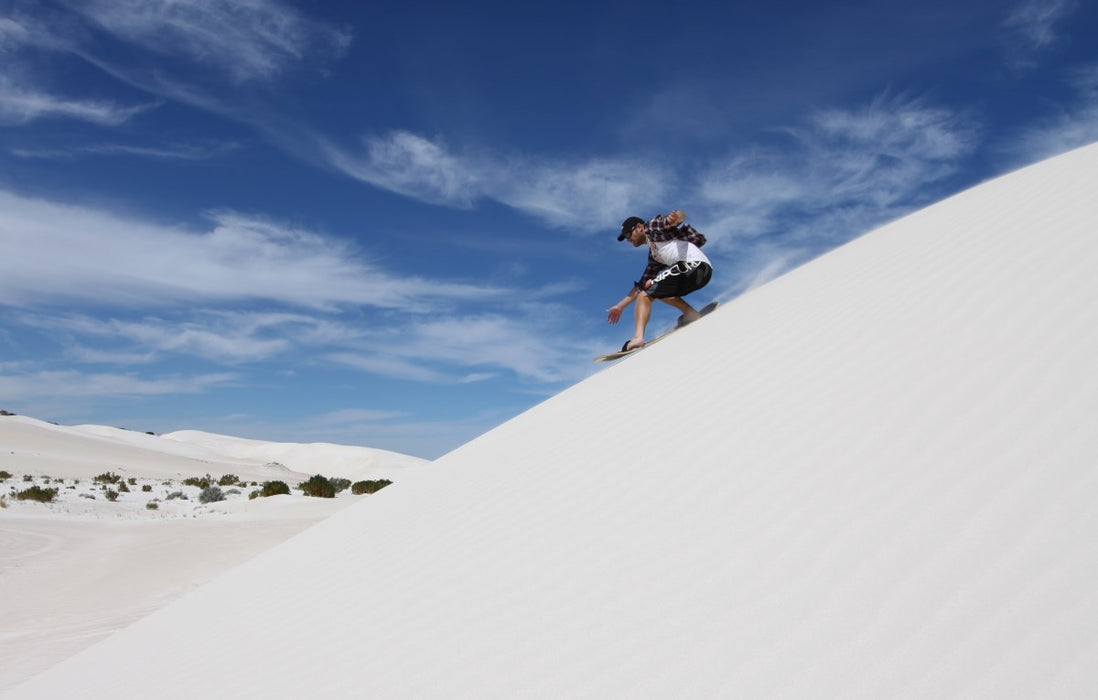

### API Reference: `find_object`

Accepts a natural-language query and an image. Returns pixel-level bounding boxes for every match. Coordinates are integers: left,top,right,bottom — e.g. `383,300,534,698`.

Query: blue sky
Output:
1,0,1096,459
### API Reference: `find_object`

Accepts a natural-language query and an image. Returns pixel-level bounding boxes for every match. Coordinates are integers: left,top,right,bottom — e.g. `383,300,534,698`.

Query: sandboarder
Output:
606,210,713,352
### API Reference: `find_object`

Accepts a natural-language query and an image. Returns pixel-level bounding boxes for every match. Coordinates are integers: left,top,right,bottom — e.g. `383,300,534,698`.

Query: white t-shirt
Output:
649,238,711,267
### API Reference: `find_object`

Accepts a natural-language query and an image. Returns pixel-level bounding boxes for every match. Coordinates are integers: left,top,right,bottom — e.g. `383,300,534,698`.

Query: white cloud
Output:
0,17,30,50
700,94,979,243
0,74,156,126
68,0,353,84
1002,0,1079,72
322,131,668,230
1004,0,1077,51
693,94,981,296
1006,64,1098,164
331,307,600,385
0,0,350,132
0,369,237,401
0,191,501,310
0,191,601,388
324,131,484,208
10,140,240,160
495,157,667,230
28,310,371,365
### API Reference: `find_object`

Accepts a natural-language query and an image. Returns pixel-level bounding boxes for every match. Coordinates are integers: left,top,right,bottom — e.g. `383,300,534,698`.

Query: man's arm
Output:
647,210,706,247
645,210,686,239
606,287,640,324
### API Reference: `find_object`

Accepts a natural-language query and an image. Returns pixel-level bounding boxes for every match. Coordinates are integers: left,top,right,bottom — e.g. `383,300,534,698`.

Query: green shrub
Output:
182,475,212,489
0,470,11,481
146,502,159,510
94,472,122,484
331,478,352,493
105,489,119,502
198,486,225,504
218,474,240,486
351,479,393,495
16,485,58,503
16,487,57,504
257,480,291,498
299,474,336,498
118,481,130,493
142,484,153,492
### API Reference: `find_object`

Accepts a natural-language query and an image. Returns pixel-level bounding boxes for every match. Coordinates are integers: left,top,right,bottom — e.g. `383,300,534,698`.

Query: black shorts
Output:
645,261,712,299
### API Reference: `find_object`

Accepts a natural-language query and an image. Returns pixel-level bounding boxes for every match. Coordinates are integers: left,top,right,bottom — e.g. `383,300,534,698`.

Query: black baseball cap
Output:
618,216,644,241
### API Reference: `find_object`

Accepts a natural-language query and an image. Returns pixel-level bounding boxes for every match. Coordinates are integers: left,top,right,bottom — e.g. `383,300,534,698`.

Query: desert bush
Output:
142,484,153,492
105,489,119,502
218,474,240,486
166,491,187,500
331,478,352,493
18,486,59,503
118,481,130,493
298,474,337,498
351,479,393,495
198,486,226,504
23,474,32,482
256,480,291,498
128,478,137,486
183,474,213,489
0,470,11,481
94,472,122,484
146,502,159,510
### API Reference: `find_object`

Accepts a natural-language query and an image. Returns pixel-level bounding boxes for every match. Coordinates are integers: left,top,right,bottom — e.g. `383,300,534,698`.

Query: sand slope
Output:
7,142,1098,698
0,416,427,691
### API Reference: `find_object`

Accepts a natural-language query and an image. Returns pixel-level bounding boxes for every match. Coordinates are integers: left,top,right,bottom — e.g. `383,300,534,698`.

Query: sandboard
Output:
594,301,719,362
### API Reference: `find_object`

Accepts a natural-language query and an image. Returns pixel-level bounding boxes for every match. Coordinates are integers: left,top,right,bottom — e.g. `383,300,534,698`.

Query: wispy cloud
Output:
68,0,353,85
321,130,668,229
10,140,240,160
0,16,31,49
1002,0,1079,72
696,93,981,289
330,305,601,385
0,191,600,387
0,369,237,401
0,0,350,133
1005,62,1098,164
0,74,156,126
323,131,485,208
0,15,155,126
0,191,501,311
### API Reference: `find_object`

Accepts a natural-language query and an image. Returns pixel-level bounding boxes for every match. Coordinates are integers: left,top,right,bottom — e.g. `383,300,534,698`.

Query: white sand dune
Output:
161,429,427,480
2,415,425,483
6,142,1098,698
0,416,427,691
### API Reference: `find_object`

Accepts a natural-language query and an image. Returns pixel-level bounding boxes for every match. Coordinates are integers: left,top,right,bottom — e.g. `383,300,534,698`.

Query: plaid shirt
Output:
633,213,708,290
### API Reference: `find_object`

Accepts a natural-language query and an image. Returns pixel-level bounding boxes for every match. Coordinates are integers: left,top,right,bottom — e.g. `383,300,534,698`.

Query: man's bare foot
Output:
625,338,645,351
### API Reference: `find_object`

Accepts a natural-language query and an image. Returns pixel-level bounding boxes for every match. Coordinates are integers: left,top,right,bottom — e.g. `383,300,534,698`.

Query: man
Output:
606,209,713,351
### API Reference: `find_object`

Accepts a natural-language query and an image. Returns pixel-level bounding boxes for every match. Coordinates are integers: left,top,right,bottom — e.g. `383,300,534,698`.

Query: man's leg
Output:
658,296,701,323
626,293,653,350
